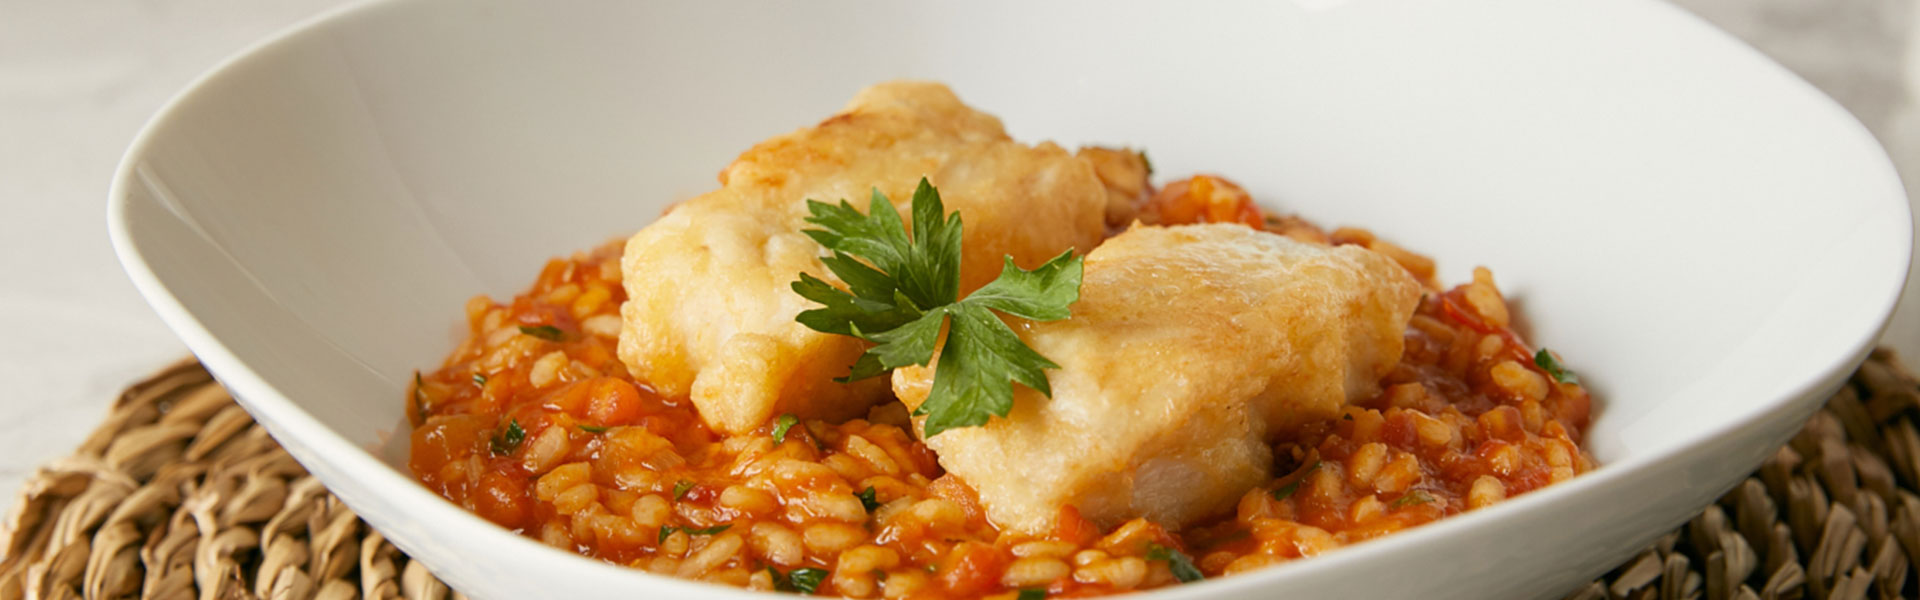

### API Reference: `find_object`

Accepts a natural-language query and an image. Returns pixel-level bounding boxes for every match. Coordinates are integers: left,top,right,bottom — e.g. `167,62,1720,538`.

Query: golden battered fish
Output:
892,224,1424,534
618,82,1110,434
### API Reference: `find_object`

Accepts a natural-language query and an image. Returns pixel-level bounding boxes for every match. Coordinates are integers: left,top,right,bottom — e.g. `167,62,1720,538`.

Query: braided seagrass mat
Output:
0,360,457,600
6,351,1920,600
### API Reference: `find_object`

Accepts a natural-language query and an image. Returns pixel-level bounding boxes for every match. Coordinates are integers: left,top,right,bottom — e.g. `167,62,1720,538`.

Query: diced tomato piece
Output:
474,470,533,530
1147,175,1267,228
938,542,1007,597
586,378,645,426
928,475,988,527
1381,411,1418,450
1053,505,1099,546
408,414,490,490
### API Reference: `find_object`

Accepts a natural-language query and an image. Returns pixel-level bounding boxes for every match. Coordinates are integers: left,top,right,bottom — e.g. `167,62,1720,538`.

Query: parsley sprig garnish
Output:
791,179,1083,437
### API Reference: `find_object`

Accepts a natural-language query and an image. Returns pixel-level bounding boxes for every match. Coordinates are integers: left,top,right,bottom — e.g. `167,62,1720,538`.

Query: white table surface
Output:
4,0,1918,514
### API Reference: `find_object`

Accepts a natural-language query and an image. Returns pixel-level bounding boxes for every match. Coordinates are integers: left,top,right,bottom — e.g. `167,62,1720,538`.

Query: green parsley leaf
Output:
519,325,564,341
1017,589,1047,600
578,424,609,433
860,309,947,376
791,180,1083,438
768,566,829,594
790,185,935,337
772,414,799,445
672,479,694,501
489,419,524,455
907,182,965,305
1391,490,1435,509
792,272,919,340
1534,348,1580,384
1138,149,1153,176
1146,543,1204,583
1271,461,1322,501
857,486,881,512
965,252,1083,321
471,373,488,387
839,350,890,383
916,303,1060,436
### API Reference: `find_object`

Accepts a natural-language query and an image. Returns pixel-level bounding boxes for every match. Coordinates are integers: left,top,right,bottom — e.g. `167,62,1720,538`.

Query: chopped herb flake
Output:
1274,478,1305,500
1533,348,1579,384
412,371,428,422
489,419,524,455
768,566,828,594
578,424,609,433
788,567,827,594
1138,149,1153,176
1271,480,1303,501
672,479,694,501
1272,461,1321,501
857,486,881,512
519,325,564,341
471,373,487,387
685,524,731,536
772,414,799,444
1146,543,1204,583
658,524,731,545
1391,490,1435,509
791,180,1083,438
1018,589,1047,600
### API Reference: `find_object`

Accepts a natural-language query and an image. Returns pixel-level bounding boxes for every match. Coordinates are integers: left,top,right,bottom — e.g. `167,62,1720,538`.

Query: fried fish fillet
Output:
618,82,1110,434
892,224,1424,534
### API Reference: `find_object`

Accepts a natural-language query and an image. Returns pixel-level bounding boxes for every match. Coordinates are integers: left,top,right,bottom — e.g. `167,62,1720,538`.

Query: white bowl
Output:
109,0,1911,598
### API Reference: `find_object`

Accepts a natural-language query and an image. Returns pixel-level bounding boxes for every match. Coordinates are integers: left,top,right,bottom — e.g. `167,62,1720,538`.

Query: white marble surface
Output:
1,0,1916,517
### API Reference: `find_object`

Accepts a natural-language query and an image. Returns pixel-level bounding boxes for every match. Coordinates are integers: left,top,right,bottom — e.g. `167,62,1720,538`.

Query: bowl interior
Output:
111,0,1911,598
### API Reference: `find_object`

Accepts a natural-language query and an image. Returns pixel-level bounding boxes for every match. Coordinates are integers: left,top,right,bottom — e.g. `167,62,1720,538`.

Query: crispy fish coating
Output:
618,82,1109,434
892,224,1423,534
1075,147,1152,229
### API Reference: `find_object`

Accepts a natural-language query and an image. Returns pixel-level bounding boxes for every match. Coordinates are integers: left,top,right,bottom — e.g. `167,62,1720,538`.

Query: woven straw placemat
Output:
5,352,1920,600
